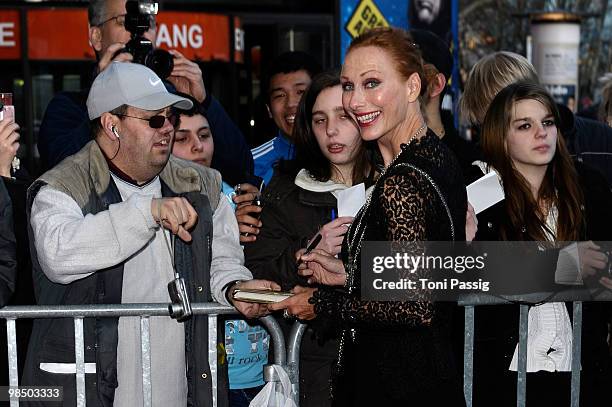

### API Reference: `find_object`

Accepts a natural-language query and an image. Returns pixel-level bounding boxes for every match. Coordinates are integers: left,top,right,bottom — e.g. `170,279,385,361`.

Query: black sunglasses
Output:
116,113,177,129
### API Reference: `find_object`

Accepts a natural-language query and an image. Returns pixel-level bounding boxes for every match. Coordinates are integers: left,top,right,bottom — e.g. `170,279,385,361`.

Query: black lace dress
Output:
311,130,467,406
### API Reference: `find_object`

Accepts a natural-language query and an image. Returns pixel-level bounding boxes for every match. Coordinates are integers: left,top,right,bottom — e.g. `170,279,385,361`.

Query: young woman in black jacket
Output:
471,82,612,406
244,70,373,407
244,70,373,292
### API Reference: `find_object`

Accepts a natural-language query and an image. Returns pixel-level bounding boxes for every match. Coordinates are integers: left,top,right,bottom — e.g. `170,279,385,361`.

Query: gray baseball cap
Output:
86,62,193,120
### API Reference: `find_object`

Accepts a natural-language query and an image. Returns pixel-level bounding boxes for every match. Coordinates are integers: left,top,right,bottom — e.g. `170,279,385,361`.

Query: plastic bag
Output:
249,365,297,407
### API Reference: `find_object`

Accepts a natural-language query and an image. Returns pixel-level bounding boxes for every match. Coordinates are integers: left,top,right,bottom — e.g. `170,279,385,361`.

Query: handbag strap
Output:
394,162,455,241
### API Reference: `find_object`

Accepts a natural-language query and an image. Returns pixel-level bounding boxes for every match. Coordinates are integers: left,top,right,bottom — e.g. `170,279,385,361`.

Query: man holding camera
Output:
38,0,255,188
23,62,276,407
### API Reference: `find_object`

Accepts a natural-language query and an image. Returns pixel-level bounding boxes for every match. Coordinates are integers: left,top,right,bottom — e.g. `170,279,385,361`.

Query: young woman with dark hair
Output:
471,82,612,406
244,70,372,289
289,72,372,188
479,82,584,242
243,70,373,407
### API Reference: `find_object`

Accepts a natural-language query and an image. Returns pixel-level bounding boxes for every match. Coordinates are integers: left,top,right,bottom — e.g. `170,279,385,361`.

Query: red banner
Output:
0,8,240,63
156,12,233,62
0,10,21,59
28,9,93,60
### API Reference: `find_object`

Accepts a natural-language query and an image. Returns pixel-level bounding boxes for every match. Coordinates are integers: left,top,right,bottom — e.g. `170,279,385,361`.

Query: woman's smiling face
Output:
341,46,414,143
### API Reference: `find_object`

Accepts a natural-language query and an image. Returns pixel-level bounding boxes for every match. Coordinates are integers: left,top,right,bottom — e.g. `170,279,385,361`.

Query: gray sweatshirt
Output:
30,174,251,406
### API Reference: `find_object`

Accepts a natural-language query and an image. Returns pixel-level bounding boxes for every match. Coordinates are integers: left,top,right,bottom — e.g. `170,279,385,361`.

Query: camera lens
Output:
146,49,174,80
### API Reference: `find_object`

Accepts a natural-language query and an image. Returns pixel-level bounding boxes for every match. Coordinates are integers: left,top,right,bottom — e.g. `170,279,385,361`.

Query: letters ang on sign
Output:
156,23,204,50
155,12,233,62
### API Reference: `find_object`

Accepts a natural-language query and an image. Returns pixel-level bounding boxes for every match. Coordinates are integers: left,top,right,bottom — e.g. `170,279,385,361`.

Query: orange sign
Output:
155,12,233,62
28,9,93,60
0,10,21,60
1,8,239,62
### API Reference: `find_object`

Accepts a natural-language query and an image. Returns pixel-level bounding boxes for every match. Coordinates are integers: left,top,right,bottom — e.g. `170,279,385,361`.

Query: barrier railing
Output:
2,295,595,407
460,293,585,407
0,303,307,407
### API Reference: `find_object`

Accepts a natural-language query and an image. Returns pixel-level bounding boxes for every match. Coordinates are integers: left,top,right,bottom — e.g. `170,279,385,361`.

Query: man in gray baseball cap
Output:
87,61,193,183
87,61,193,119
23,62,278,406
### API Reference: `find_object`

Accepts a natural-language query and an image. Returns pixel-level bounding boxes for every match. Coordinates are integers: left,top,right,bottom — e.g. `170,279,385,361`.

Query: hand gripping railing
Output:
0,303,307,407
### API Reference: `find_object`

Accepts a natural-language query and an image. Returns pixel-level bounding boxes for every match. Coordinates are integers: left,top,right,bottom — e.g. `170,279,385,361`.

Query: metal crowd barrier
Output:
460,293,585,407
0,303,307,407
1,295,594,407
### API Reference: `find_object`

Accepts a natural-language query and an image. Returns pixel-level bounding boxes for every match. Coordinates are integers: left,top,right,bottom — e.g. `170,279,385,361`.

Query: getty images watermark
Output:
361,241,612,302
371,250,488,291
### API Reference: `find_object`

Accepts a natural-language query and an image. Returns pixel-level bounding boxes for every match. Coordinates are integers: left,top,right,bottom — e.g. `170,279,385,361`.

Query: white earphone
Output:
111,126,120,139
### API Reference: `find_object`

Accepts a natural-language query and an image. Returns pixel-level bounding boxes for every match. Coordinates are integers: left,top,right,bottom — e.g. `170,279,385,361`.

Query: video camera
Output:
122,1,174,79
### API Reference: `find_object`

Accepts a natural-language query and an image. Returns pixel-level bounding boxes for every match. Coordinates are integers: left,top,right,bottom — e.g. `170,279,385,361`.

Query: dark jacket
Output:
559,104,612,187
22,142,228,407
2,172,34,306
38,87,256,186
0,177,16,306
243,167,340,407
244,168,336,291
441,110,481,175
0,172,33,388
470,162,612,406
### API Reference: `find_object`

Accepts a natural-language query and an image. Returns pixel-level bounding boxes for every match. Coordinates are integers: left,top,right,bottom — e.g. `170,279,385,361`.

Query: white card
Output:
334,183,366,217
466,171,505,214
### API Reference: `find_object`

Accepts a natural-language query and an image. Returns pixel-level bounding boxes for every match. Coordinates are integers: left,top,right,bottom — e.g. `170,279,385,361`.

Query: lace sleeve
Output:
380,169,427,241
310,170,435,328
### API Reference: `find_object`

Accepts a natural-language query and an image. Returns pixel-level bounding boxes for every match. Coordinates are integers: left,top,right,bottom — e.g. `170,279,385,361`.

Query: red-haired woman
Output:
269,27,467,406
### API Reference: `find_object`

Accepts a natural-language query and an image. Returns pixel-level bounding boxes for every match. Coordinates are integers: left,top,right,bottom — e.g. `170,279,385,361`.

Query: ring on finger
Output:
283,309,293,319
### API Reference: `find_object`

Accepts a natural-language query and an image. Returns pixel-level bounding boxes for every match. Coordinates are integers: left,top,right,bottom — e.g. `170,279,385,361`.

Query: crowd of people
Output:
0,0,611,406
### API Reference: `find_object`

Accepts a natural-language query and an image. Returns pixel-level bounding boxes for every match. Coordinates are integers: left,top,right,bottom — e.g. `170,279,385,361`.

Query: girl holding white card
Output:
471,82,612,406
243,70,374,407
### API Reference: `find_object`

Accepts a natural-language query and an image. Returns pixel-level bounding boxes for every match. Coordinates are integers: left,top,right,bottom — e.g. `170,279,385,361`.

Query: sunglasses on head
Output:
115,113,177,129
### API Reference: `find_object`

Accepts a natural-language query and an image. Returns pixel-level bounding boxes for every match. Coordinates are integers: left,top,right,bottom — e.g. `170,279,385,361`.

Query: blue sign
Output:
338,0,460,124
339,0,408,61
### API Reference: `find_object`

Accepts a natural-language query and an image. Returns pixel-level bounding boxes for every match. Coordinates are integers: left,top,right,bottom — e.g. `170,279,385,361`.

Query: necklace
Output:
380,123,427,177
406,123,427,146
344,123,428,290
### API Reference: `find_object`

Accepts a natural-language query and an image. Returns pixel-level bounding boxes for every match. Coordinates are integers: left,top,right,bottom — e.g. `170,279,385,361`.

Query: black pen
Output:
297,234,322,265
